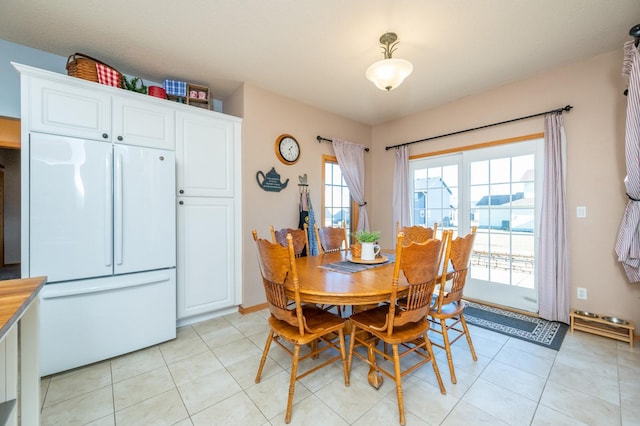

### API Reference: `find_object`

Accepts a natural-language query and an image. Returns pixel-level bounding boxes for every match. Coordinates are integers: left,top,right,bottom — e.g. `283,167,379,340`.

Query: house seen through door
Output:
409,136,543,312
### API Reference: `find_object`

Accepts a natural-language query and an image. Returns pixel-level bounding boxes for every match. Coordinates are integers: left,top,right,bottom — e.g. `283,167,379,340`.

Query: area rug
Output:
463,301,568,350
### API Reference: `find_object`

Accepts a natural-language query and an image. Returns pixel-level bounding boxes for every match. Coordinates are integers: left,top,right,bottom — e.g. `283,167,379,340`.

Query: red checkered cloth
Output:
96,63,120,87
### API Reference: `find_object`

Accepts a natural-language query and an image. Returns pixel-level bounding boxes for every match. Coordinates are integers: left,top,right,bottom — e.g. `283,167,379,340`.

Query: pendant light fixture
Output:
366,32,413,91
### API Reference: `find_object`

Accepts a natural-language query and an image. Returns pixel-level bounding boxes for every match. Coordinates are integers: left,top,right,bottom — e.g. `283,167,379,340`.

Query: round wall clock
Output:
275,134,300,165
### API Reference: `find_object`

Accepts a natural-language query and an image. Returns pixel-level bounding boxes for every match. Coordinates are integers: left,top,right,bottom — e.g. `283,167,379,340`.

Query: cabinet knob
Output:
102,133,108,139
117,136,123,141
179,189,184,194
179,201,184,205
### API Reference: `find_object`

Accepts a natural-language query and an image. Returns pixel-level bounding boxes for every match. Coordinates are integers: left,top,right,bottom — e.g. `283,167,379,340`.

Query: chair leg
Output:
440,318,457,384
285,344,301,424
255,331,274,383
347,324,357,377
460,314,478,361
423,332,446,394
391,344,406,426
338,329,350,386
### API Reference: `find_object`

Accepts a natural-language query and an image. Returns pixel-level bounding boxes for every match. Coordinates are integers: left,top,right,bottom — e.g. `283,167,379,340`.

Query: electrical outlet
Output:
577,287,587,300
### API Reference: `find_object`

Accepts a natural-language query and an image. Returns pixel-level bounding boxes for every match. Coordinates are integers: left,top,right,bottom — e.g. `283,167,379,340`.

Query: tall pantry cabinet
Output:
176,109,242,325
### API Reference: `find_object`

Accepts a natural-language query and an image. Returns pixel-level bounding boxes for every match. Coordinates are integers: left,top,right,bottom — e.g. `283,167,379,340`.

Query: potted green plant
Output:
356,230,381,243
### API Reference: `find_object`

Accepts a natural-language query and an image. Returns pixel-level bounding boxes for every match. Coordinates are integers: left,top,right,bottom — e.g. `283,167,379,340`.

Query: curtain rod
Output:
384,104,573,151
316,135,370,152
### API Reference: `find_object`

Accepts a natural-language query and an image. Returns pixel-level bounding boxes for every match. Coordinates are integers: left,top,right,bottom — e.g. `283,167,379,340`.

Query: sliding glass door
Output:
409,138,543,312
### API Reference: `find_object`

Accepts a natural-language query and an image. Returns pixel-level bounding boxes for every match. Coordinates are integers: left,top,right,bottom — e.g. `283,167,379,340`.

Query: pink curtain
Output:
393,146,411,229
615,40,640,281
332,139,370,232
538,113,570,323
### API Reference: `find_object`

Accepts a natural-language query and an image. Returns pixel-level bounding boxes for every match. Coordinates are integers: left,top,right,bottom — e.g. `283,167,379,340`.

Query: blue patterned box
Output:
162,80,187,97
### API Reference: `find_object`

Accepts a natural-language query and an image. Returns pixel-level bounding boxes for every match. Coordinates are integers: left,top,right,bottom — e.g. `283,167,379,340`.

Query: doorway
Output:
409,136,543,313
0,116,21,278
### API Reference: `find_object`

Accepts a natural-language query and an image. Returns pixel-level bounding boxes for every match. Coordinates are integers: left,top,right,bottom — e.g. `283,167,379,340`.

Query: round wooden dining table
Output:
290,250,407,305
287,250,406,388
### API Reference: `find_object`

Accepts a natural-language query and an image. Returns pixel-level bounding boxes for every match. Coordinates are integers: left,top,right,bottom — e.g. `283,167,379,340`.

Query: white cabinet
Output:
28,76,111,141
27,70,175,149
176,110,237,197
177,197,235,319
176,110,242,325
112,96,175,150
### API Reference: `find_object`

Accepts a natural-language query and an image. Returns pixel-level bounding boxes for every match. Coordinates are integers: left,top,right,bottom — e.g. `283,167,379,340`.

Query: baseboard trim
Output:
238,303,268,315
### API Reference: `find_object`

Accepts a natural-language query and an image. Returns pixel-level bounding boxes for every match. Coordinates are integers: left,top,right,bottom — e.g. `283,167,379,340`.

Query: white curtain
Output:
538,113,570,323
392,146,411,230
332,139,370,231
615,40,640,281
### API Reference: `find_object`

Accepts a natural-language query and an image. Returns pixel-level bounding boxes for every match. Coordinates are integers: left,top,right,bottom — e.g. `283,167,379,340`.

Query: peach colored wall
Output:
238,83,371,307
370,49,640,329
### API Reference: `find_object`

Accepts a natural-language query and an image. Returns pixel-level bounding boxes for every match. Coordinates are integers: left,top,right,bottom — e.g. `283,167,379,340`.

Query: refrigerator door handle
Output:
115,151,124,265
105,152,113,267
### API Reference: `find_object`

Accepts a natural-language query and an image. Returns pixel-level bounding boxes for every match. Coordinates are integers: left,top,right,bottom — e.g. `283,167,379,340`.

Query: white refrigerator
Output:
29,133,177,375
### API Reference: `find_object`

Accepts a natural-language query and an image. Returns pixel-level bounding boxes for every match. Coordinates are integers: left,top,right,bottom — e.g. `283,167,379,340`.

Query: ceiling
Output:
1,1,638,125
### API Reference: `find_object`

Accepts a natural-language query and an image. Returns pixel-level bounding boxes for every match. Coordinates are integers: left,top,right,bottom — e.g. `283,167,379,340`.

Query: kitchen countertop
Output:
0,276,46,340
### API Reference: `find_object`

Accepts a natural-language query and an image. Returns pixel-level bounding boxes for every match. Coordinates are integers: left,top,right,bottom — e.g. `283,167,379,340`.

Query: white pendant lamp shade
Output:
366,58,413,91
366,32,413,91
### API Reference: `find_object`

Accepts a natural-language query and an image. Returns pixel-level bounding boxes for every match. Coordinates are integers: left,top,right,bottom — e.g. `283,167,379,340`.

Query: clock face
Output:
275,134,300,164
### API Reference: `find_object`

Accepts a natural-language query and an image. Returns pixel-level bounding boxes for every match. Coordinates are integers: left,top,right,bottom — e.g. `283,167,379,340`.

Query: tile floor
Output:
40,308,640,425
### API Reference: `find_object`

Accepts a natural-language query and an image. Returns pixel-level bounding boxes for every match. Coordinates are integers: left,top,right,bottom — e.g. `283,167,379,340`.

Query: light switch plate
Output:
576,206,586,218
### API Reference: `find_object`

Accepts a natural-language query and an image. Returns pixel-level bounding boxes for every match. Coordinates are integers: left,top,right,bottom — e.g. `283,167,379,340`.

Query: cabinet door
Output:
177,197,235,320
112,96,175,150
176,112,236,197
28,76,111,141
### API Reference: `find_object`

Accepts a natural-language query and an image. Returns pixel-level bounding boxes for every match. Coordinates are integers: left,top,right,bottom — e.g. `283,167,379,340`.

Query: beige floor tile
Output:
530,405,589,426
352,396,429,426
440,400,509,426
246,369,312,421
177,368,242,415
269,393,349,426
41,386,113,426
44,361,111,407
168,350,224,386
539,381,621,426
212,336,263,367
462,378,537,425
226,352,284,389
191,315,233,336
548,360,620,405
115,388,189,426
493,346,554,378
85,413,116,426
113,366,176,411
401,375,459,425
111,346,166,383
39,308,635,426
191,391,267,425
313,375,384,424
480,359,546,401
159,326,210,364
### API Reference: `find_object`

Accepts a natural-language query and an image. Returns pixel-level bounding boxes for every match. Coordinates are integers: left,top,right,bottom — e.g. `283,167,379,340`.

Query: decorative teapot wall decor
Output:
256,167,289,192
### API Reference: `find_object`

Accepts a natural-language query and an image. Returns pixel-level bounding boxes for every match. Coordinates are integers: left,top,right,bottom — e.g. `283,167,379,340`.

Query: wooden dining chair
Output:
270,225,309,257
251,230,349,424
396,222,438,244
313,224,349,254
428,227,478,384
347,232,447,426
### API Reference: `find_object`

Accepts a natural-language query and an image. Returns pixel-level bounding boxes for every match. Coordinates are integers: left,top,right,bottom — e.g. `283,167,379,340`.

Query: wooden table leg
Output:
352,304,384,389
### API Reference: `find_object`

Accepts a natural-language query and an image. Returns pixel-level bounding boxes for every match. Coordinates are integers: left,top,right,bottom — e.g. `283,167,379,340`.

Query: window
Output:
409,136,543,312
322,156,355,236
